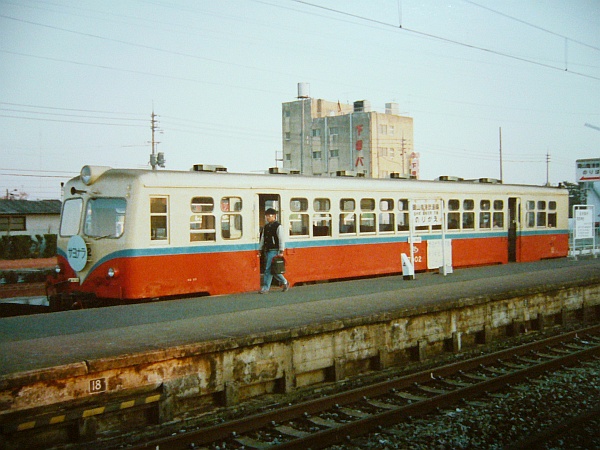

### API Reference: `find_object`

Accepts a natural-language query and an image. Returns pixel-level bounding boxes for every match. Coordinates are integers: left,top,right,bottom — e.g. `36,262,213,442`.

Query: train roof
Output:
69,165,567,196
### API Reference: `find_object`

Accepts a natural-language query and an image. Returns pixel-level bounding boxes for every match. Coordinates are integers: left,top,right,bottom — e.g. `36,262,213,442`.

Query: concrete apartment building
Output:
282,84,418,179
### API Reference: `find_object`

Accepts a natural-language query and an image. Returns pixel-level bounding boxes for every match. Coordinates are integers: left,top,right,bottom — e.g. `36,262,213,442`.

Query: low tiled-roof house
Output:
0,199,62,236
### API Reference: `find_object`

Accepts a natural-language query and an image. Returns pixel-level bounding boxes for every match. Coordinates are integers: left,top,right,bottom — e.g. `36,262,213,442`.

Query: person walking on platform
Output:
258,208,289,294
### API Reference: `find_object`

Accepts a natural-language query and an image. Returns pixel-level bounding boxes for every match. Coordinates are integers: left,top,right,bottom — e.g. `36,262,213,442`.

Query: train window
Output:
462,212,475,229
548,201,557,227
537,211,547,227
526,201,535,211
360,198,375,211
538,201,546,210
340,198,355,211
221,196,242,212
291,198,308,212
448,199,460,211
60,198,83,236
480,212,491,229
191,197,214,213
480,200,491,211
339,213,356,234
360,213,376,233
463,199,474,211
221,196,242,239
379,199,394,232
493,212,504,229
221,214,242,239
397,198,409,232
290,213,309,236
150,197,168,241
380,199,394,211
84,198,126,239
447,212,460,230
313,213,331,237
493,200,504,228
314,198,330,212
190,197,215,242
527,211,535,228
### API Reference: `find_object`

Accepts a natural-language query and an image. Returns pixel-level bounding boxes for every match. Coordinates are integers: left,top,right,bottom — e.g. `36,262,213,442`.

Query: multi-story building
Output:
282,87,418,179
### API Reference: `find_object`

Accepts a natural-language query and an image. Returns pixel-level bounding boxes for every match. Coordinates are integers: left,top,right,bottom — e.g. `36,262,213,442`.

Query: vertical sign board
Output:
408,199,452,275
574,206,594,239
573,205,596,258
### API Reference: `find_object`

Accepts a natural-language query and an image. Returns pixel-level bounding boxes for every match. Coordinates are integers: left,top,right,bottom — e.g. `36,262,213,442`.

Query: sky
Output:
0,0,599,200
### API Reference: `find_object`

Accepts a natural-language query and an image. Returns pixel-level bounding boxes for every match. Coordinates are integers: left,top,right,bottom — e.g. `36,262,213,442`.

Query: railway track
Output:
132,325,600,450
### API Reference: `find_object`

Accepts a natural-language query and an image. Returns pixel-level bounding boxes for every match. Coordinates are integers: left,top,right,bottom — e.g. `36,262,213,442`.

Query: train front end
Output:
47,165,132,310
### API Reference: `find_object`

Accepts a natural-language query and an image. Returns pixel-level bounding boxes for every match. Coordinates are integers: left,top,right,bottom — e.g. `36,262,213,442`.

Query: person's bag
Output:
271,255,286,274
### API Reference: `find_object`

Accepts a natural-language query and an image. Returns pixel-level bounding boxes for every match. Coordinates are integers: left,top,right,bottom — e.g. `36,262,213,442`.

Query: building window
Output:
284,132,291,141
330,149,339,158
312,151,322,160
0,216,26,232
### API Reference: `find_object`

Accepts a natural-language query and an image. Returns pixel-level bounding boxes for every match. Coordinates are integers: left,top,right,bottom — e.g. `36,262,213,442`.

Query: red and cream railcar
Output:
47,165,569,308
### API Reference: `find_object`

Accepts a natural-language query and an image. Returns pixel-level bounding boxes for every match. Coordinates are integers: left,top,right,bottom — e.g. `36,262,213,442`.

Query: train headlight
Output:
55,264,62,274
107,267,119,278
80,165,111,185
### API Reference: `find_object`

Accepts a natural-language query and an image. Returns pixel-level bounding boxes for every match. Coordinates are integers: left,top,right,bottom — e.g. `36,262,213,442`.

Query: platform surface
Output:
1,258,599,377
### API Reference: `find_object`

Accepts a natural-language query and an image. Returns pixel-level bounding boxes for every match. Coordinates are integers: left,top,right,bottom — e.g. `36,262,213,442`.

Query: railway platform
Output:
1,257,599,448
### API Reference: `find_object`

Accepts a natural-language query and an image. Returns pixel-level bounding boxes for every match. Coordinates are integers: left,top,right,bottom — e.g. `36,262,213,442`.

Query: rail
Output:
132,325,600,450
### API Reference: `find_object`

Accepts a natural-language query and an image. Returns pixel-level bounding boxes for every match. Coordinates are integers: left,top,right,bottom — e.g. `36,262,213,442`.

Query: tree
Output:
561,181,586,217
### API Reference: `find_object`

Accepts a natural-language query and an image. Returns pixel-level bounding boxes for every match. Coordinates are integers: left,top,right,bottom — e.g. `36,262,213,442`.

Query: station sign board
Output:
412,199,442,226
574,206,594,239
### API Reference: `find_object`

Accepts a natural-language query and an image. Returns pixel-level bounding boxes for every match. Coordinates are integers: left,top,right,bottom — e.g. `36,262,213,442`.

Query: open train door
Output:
508,197,520,262
257,193,281,279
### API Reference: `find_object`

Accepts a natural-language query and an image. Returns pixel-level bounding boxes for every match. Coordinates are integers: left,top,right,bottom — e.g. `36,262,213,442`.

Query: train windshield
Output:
59,198,83,236
84,198,127,239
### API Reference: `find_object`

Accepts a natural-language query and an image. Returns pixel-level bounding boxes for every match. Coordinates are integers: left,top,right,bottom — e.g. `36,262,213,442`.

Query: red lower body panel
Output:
48,232,568,302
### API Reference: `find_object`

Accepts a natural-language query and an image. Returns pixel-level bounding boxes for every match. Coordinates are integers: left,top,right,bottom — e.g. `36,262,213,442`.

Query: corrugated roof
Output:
0,199,62,215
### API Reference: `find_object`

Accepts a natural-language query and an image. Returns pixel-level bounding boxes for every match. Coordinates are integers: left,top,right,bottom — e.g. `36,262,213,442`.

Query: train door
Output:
508,197,520,262
257,193,281,278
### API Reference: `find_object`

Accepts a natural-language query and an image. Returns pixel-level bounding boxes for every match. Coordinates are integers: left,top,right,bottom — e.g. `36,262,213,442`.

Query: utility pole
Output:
546,151,551,186
499,127,503,183
149,109,165,170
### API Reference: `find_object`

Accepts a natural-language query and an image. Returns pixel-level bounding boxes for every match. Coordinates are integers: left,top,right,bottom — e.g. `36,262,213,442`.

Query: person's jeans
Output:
262,250,287,291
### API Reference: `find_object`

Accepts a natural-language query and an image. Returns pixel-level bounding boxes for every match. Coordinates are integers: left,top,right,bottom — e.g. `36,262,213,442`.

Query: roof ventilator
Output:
390,173,416,180
192,164,227,173
336,170,365,177
437,175,464,182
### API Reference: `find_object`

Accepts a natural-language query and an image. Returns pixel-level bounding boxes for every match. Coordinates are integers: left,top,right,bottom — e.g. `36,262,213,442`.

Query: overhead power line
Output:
289,0,600,81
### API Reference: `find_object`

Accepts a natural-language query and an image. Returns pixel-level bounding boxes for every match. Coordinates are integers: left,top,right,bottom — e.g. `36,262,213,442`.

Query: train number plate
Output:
89,378,107,393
